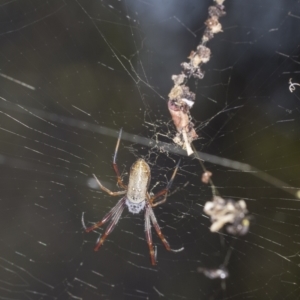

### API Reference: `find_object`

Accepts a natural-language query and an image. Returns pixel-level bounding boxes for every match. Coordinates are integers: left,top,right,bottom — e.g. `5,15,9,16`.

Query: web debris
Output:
168,0,226,155
288,78,300,93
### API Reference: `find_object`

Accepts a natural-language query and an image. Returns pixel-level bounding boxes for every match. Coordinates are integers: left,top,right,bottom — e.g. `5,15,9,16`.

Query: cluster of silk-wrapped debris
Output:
168,0,226,155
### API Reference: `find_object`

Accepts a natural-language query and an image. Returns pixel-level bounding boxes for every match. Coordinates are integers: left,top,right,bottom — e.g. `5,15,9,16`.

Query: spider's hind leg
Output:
150,159,181,207
112,128,127,189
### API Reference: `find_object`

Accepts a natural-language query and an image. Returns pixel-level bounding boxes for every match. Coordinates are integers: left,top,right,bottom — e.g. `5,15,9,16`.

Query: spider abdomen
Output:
127,158,151,204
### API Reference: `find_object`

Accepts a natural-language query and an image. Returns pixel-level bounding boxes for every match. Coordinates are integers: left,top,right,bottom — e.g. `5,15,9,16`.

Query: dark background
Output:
0,0,300,299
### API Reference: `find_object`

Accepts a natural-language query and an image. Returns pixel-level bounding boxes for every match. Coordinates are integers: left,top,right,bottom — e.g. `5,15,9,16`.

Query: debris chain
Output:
168,0,226,155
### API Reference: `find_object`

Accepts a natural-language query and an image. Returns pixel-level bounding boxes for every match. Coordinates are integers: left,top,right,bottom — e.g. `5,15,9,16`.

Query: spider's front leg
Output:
82,197,126,251
93,198,126,251
82,197,126,233
145,204,156,265
145,202,184,265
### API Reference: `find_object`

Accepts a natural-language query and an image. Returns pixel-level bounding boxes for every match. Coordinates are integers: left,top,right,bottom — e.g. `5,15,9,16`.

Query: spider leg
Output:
148,203,184,253
112,129,127,190
93,174,126,196
84,197,126,233
149,159,180,207
145,205,156,265
146,203,171,251
94,198,126,251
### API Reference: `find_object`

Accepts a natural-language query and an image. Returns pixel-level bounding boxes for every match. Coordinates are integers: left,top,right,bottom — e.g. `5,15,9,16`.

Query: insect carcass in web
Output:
82,129,183,265
204,196,251,236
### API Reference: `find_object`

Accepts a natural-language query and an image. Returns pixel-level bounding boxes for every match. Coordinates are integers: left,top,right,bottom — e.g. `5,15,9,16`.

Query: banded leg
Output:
113,128,127,189
94,197,126,251
93,174,126,196
149,159,181,207
84,197,126,233
147,204,171,251
145,205,156,265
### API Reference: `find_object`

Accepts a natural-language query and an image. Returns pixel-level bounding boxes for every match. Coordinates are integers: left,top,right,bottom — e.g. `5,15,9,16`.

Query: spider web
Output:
0,0,300,299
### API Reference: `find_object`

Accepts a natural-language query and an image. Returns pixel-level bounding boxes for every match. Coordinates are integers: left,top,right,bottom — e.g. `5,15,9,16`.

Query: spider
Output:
82,129,183,265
